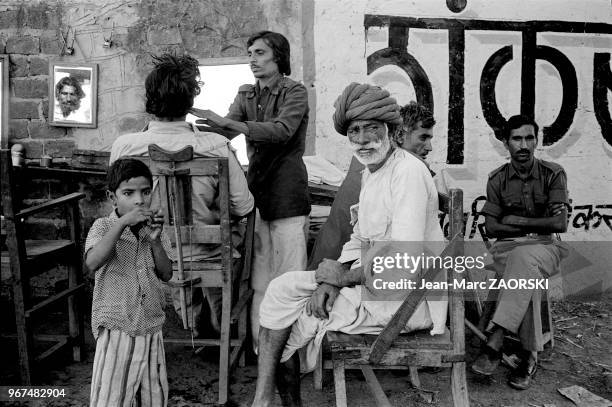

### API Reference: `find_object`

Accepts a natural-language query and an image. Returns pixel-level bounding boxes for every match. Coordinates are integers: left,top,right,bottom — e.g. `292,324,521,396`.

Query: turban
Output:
333,83,402,136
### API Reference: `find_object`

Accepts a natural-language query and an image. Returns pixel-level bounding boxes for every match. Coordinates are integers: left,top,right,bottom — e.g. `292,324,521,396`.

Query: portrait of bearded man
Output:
53,75,92,124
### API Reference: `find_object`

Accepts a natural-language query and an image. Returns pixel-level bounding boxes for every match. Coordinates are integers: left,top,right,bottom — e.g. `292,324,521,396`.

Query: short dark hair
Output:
504,115,539,141
145,53,201,119
55,76,85,100
107,158,153,193
247,31,291,76
400,101,435,131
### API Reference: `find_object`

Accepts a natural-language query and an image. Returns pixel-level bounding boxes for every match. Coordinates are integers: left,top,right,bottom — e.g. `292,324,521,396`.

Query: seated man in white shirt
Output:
110,53,254,337
252,83,446,407
307,100,447,271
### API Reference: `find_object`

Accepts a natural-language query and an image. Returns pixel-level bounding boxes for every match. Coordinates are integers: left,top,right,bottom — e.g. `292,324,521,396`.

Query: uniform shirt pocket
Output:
501,192,522,210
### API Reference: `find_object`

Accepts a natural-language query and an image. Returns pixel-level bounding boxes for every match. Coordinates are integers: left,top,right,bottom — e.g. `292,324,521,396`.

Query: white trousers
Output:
90,328,167,407
251,211,308,350
260,270,436,372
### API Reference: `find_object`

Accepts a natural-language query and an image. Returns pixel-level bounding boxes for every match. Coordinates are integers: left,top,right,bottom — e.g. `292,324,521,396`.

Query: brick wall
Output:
2,0,304,154
1,0,304,298
3,6,72,161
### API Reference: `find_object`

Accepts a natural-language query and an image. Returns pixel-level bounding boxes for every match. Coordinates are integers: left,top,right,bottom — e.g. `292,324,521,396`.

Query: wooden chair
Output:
314,189,469,406
141,144,254,405
1,149,86,384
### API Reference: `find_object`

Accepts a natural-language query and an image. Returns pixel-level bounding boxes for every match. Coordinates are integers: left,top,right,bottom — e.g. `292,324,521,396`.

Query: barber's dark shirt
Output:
226,73,310,221
481,158,569,219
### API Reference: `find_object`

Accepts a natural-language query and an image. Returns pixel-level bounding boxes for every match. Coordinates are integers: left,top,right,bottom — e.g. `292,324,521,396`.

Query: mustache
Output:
517,149,531,154
350,141,383,151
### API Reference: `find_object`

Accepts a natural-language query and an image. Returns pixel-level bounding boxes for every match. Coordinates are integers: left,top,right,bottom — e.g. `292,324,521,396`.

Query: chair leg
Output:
544,290,554,349
13,277,33,384
218,284,232,405
361,366,392,407
68,263,83,362
409,366,420,388
237,282,248,368
313,347,323,390
451,361,470,407
332,359,348,407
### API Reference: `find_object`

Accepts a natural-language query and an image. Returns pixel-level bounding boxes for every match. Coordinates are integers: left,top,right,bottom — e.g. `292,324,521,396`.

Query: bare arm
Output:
485,203,568,238
150,239,172,281
85,208,154,273
190,90,247,139
315,259,365,288
190,108,248,136
147,210,172,282
85,220,128,273
501,205,568,233
484,214,526,238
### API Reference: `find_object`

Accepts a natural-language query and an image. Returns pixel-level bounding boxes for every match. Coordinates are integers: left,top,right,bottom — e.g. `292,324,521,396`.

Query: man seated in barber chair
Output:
110,53,254,337
471,114,569,390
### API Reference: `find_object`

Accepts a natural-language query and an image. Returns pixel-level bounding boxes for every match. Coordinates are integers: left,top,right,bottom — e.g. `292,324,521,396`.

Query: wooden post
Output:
333,359,348,407
66,200,84,362
1,150,33,384
448,189,470,406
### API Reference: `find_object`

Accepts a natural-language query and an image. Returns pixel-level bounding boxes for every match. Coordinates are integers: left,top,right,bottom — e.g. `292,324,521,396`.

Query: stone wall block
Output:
0,10,20,30
40,35,62,55
6,35,40,55
19,140,44,158
9,55,29,77
44,139,76,159
10,99,40,119
25,4,53,29
41,98,50,119
9,119,29,139
13,77,49,98
29,56,49,76
28,120,66,139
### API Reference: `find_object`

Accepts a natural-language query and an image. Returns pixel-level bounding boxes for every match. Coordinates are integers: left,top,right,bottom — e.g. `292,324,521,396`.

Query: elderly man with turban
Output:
251,83,446,407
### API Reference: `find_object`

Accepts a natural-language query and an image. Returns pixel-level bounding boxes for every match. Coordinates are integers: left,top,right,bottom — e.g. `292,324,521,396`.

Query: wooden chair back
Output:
130,144,254,405
0,149,85,384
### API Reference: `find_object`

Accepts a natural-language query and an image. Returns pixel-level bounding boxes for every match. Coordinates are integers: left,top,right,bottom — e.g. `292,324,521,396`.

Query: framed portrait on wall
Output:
1,54,8,148
49,62,97,128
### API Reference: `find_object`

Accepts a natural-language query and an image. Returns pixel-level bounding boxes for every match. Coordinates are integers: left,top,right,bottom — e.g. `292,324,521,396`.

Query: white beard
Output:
350,129,391,166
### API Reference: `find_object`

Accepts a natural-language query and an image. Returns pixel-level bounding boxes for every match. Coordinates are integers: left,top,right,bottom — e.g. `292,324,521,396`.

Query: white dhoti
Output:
259,270,441,372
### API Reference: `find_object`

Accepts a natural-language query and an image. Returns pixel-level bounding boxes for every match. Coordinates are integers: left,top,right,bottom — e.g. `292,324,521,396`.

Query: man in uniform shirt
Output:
471,114,569,390
189,31,310,349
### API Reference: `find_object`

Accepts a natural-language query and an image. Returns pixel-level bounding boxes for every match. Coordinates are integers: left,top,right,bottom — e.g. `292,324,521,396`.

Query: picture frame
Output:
0,54,8,148
49,62,97,128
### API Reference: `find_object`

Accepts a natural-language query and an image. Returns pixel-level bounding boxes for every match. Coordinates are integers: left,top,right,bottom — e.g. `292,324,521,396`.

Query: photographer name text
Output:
372,278,549,291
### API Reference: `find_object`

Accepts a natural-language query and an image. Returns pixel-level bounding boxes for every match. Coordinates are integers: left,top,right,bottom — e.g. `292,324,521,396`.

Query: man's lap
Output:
491,240,564,277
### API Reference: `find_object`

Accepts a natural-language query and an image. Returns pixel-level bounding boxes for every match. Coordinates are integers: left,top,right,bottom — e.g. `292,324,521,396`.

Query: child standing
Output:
86,158,173,407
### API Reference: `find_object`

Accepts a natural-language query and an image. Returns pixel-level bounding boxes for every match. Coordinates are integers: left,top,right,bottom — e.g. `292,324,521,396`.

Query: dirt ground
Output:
1,293,611,407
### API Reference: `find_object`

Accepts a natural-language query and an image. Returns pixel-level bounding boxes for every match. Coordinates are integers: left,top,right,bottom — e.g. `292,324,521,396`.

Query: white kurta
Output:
259,149,447,371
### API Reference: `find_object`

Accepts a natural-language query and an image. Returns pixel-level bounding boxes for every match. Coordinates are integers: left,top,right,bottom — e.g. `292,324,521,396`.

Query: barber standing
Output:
190,31,310,350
